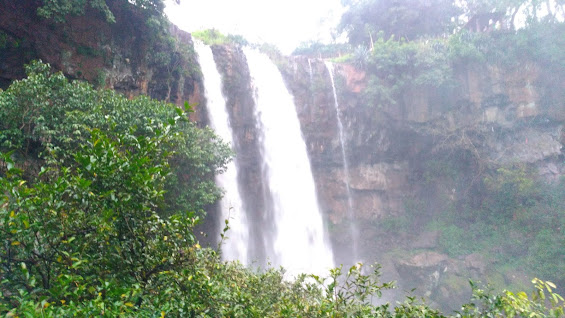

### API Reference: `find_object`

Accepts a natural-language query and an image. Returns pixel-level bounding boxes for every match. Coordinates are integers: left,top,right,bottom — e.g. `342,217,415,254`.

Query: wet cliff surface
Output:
0,0,203,113
278,54,564,307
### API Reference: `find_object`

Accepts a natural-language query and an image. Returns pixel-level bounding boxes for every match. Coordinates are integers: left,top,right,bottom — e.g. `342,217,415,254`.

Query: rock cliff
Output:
277,53,564,308
0,0,204,115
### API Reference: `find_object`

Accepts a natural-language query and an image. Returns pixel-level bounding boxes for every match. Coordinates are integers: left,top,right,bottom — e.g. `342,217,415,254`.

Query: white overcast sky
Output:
164,0,345,54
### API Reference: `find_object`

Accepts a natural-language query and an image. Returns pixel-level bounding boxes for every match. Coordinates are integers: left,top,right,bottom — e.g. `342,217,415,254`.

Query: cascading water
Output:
325,61,359,262
195,42,249,264
243,47,334,275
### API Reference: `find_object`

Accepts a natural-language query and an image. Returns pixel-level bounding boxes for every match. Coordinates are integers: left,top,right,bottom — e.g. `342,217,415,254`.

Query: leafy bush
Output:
0,60,230,217
37,0,116,23
358,34,454,108
192,29,249,47
37,0,171,23
0,60,230,316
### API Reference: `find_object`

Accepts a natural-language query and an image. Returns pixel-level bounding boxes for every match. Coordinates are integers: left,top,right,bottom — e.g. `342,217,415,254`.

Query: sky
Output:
164,0,345,54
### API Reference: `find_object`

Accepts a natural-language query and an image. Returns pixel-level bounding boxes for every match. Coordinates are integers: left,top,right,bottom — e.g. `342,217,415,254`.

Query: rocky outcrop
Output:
279,55,564,228
0,0,203,116
395,252,449,297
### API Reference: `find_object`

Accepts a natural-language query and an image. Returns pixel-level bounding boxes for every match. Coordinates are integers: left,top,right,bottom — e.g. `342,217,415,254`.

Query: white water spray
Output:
244,48,334,275
325,61,359,261
195,42,249,264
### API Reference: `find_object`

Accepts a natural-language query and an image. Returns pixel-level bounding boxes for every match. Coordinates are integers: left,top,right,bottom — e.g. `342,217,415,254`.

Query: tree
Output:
339,0,461,46
0,61,230,217
0,61,231,315
461,0,565,30
37,0,172,23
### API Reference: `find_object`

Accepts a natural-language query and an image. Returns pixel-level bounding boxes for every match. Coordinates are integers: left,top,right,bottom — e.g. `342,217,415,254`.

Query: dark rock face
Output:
279,58,415,264
278,55,564,227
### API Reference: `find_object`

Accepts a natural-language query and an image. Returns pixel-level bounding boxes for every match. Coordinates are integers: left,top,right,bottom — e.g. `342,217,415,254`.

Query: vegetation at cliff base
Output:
192,29,249,47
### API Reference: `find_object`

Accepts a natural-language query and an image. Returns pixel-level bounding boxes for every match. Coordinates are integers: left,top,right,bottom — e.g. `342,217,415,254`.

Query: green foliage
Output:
343,21,565,113
0,126,199,315
447,23,565,71
76,45,103,58
37,0,116,23
359,35,453,108
191,29,228,45
37,0,173,23
192,29,249,47
376,214,411,234
351,46,370,69
458,279,565,317
292,41,352,59
339,0,460,46
483,166,537,221
446,30,488,63
0,60,230,216
227,34,250,47
333,1,565,117
370,35,452,86
439,225,476,257
94,70,106,88
0,61,228,315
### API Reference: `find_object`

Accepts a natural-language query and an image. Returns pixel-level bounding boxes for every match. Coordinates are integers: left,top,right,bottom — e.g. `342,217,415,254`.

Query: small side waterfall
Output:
195,42,249,264
325,62,359,261
244,48,334,275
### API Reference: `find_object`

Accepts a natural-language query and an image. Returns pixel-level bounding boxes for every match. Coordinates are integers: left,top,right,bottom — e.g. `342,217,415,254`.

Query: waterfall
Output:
324,61,359,261
195,42,249,265
243,48,334,275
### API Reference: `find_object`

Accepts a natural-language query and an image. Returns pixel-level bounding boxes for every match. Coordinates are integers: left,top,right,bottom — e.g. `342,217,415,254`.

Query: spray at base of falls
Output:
244,48,334,276
324,61,360,262
195,42,250,265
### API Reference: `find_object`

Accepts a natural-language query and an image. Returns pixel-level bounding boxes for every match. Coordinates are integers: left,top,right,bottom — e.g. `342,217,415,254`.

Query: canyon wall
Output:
278,54,564,307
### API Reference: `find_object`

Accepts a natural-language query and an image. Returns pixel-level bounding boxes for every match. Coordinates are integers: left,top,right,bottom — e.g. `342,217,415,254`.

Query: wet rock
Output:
464,253,487,276
395,252,449,297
